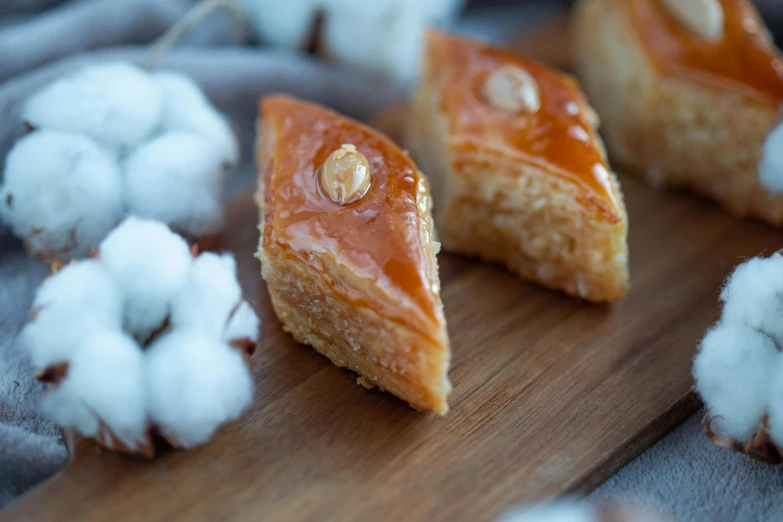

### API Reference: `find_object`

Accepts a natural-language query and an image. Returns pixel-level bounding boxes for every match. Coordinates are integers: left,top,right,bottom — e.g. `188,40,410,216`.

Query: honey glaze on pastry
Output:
407,31,628,303
264,104,438,324
258,95,451,413
427,31,621,221
629,0,783,103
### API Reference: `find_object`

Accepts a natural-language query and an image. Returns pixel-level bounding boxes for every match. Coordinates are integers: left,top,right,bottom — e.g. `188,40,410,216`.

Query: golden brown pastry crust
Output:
406,31,629,303
573,0,783,227
257,95,451,414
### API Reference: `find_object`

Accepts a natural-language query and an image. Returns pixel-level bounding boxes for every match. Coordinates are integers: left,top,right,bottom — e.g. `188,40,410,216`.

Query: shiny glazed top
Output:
260,95,438,322
628,0,783,103
426,31,621,221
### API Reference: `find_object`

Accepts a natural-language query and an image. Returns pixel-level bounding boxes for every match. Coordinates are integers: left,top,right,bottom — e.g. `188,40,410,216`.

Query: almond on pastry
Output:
406,31,628,303
256,95,451,414
573,0,783,228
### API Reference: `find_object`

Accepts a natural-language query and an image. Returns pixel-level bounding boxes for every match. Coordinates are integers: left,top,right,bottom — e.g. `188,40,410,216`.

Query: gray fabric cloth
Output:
0,0,243,83
592,414,783,522
0,1,781,520
0,234,66,506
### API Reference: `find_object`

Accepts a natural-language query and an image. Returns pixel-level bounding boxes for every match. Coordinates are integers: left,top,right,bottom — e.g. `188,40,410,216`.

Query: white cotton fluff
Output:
319,0,433,80
242,0,464,80
123,133,226,236
98,217,192,339
720,254,783,344
768,357,783,447
693,323,780,441
0,130,124,259
497,501,597,522
145,330,253,448
224,301,260,345
153,72,238,168
22,260,122,368
759,122,783,194
241,0,320,49
40,330,147,447
21,62,162,150
170,252,241,334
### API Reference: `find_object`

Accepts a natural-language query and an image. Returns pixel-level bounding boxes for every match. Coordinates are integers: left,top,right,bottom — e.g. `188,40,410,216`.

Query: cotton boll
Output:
145,330,253,448
693,323,779,441
318,0,465,81
224,301,260,345
21,62,161,150
123,133,226,236
98,217,192,339
23,260,123,368
0,130,124,260
23,309,116,370
40,330,147,447
32,259,121,319
153,72,239,168
170,252,241,335
497,501,597,522
320,0,428,81
720,255,783,344
241,0,319,49
760,122,783,194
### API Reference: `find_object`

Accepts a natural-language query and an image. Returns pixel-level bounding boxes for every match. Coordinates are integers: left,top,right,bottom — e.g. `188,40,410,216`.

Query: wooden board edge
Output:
569,392,700,495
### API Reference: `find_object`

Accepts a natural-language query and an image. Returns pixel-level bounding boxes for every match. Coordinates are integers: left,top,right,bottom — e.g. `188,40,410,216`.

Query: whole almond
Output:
662,0,724,42
482,65,540,114
319,144,372,205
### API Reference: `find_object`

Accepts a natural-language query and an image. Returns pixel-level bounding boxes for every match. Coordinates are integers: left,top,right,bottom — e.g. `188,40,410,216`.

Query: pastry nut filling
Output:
661,0,724,42
482,65,541,114
319,144,372,205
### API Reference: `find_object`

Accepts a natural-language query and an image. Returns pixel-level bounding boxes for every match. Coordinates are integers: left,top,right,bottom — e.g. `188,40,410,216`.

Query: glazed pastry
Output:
573,0,783,227
406,31,628,303
256,95,451,414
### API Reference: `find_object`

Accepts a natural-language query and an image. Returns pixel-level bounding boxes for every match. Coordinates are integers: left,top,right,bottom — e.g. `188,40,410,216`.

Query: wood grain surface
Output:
5,15,783,522
4,171,782,521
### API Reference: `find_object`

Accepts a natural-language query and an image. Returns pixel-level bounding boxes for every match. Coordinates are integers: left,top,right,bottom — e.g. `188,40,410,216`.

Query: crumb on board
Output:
356,376,374,390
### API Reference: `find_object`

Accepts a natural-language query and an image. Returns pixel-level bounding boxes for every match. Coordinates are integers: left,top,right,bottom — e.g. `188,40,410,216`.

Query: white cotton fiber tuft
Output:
0,130,124,259
98,217,192,339
693,323,779,441
720,254,783,344
170,252,241,335
497,501,597,522
224,301,260,345
123,132,226,236
40,330,147,446
241,0,320,49
153,72,239,168
760,122,783,194
21,62,162,150
145,330,253,448
317,0,464,81
23,259,123,368
767,357,783,446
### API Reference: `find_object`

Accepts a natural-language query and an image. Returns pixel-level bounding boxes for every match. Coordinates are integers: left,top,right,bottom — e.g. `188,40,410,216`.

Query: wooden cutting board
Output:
5,15,783,522
3,171,782,522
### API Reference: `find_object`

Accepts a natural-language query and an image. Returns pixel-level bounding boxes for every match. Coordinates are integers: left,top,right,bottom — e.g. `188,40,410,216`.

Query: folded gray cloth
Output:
0,233,65,506
0,0,242,83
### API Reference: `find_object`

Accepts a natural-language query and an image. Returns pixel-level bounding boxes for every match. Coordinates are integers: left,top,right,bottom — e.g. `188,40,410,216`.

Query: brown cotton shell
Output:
701,414,783,464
